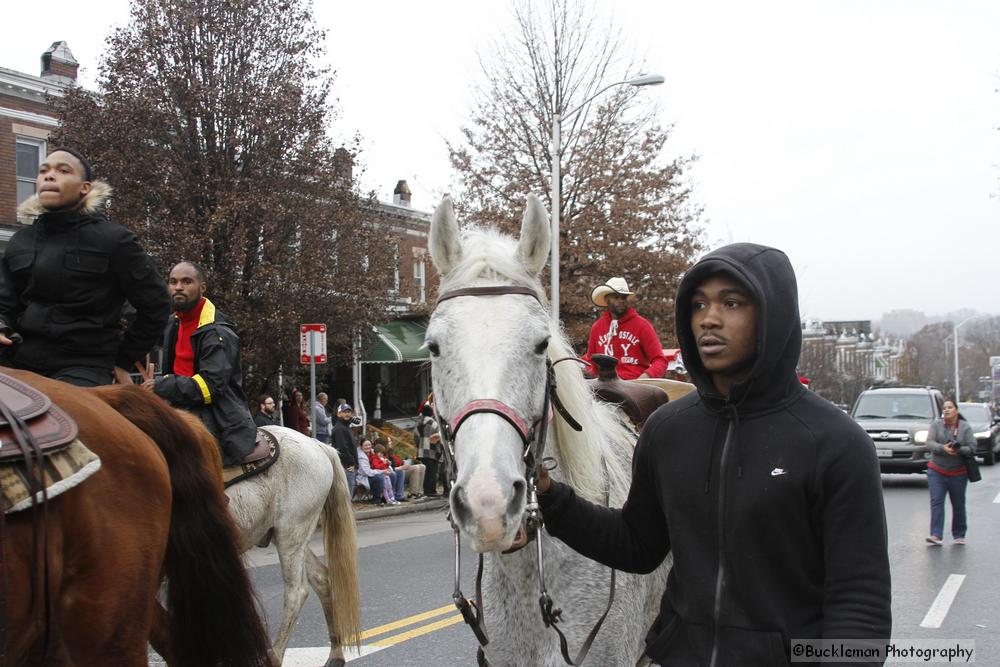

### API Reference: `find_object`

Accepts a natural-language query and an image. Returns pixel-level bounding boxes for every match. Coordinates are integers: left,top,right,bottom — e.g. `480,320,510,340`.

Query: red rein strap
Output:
449,399,535,445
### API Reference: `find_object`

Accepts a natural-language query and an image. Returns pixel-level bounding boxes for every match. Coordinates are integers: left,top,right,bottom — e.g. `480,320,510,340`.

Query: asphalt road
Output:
155,464,1000,665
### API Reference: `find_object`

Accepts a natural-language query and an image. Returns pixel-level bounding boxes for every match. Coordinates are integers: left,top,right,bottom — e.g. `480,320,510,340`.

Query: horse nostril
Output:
451,484,472,527
508,479,527,517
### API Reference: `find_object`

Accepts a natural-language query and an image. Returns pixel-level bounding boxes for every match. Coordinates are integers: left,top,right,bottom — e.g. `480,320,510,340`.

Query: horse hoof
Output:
324,660,346,667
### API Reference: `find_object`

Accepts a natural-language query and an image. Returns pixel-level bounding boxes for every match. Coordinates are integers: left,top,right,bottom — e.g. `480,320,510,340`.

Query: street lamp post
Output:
549,74,665,325
953,314,989,401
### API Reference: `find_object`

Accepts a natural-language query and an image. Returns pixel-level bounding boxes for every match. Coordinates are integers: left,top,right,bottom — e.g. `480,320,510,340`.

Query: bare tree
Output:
52,0,394,395
448,0,702,346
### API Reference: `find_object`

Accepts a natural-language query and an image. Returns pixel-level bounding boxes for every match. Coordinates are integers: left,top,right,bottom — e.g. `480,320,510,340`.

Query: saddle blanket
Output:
1,439,101,514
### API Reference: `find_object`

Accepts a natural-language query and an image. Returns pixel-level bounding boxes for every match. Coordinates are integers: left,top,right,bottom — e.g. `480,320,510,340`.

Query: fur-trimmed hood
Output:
16,180,113,222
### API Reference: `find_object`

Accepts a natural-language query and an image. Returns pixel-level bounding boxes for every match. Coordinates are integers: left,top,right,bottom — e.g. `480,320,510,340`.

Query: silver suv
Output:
851,386,945,474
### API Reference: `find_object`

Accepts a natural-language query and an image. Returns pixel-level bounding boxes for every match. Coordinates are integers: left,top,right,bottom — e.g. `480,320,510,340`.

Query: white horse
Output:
426,195,670,666
225,426,361,667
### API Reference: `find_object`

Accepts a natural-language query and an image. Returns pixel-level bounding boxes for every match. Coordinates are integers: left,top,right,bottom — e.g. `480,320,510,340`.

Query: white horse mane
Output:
440,227,635,506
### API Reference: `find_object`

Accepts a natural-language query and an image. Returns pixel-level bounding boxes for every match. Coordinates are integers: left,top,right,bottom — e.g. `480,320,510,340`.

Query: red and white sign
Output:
300,324,327,364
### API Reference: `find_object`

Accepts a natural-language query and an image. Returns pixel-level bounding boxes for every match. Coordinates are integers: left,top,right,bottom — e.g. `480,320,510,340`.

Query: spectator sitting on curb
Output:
370,442,404,504
355,438,390,504
383,436,425,499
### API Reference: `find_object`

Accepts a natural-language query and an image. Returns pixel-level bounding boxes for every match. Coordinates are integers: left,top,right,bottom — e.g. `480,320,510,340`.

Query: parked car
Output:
958,402,1000,466
851,386,945,474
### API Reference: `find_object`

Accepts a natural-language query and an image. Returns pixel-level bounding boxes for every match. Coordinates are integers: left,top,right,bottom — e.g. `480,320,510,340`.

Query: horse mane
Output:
441,227,635,506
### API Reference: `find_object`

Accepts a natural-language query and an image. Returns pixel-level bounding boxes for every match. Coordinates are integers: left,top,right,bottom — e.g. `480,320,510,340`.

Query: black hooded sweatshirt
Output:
538,244,891,666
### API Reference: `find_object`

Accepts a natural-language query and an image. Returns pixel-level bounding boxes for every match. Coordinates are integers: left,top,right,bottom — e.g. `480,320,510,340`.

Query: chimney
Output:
41,41,79,84
333,147,354,188
393,180,412,207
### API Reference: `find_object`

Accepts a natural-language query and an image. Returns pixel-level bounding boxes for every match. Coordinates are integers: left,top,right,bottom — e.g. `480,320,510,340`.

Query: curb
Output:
353,497,448,522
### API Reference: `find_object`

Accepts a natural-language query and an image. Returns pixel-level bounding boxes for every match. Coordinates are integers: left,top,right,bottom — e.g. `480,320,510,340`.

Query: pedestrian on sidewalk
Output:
331,403,358,498
313,392,333,443
283,387,310,436
414,403,442,497
253,394,278,427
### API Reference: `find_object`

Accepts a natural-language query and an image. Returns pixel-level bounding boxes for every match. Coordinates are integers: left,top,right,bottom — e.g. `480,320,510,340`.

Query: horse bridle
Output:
433,285,615,667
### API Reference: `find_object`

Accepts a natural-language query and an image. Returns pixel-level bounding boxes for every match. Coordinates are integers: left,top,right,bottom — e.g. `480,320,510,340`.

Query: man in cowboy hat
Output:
581,277,667,379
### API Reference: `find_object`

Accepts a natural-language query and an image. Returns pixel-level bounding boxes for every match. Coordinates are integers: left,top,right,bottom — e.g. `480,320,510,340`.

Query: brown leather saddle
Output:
587,354,670,430
0,372,79,462
222,427,280,489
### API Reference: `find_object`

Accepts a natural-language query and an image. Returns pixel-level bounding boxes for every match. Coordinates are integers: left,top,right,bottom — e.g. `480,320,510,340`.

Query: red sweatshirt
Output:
582,307,667,380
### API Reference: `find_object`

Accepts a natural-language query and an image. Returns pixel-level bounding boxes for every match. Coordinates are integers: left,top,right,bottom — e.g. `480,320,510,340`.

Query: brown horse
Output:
1,370,271,666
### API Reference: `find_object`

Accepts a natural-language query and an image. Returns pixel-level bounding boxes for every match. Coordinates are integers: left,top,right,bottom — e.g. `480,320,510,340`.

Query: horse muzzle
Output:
450,473,527,552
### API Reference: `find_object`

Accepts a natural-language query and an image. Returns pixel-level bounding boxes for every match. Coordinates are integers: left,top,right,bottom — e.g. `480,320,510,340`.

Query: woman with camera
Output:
925,399,976,545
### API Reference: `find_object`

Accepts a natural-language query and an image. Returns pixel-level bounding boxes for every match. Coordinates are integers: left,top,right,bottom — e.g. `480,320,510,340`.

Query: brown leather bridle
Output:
432,285,615,667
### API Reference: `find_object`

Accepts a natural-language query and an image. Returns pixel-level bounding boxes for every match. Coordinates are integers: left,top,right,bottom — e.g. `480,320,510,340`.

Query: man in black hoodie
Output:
537,244,891,666
0,147,169,386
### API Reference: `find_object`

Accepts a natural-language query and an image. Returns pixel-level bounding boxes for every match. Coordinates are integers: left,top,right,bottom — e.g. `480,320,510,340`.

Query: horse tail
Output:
95,385,272,667
319,444,363,650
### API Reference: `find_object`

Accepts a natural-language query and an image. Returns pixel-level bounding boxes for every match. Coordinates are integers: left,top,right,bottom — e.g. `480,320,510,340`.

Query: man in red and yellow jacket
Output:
581,277,667,380
147,261,256,465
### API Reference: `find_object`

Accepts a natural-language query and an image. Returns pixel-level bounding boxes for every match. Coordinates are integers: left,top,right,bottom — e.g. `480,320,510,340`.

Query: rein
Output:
434,285,615,667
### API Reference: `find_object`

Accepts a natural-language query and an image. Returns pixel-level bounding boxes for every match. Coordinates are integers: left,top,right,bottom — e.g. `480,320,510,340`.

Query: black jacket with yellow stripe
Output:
155,298,256,465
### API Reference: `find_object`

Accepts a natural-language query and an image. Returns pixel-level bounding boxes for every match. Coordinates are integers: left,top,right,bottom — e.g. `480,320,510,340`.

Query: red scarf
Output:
173,297,207,377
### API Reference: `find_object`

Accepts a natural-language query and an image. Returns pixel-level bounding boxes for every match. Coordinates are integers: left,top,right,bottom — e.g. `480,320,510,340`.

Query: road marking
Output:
920,574,965,628
283,645,383,665
993,490,1000,503
280,604,464,664
359,603,456,640
370,613,464,647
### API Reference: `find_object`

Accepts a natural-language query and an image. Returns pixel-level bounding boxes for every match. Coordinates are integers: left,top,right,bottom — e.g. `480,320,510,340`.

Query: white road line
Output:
283,645,384,665
920,574,966,629
993,490,1000,504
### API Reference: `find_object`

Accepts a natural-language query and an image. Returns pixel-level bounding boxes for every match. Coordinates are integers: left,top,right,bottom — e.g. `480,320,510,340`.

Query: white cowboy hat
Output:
591,277,634,307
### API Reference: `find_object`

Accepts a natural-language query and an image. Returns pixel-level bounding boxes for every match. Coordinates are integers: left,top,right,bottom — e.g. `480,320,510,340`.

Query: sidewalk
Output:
352,495,449,522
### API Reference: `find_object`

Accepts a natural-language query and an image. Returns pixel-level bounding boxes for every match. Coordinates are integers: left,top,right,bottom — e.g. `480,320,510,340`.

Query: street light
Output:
549,73,665,325
953,314,990,401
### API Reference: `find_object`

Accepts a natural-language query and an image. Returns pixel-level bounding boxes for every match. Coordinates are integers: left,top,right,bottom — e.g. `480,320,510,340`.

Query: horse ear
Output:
515,194,551,276
429,195,463,275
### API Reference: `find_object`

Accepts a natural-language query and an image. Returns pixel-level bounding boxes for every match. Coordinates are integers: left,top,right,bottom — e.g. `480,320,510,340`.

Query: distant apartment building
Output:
800,318,915,405
1,42,77,243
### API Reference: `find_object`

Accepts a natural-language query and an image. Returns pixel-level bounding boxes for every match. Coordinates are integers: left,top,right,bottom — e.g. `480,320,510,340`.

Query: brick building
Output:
1,42,77,243
339,155,441,423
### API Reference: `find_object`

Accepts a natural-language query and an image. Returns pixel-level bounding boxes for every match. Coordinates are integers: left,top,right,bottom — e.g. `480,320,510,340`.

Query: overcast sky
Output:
4,1,999,322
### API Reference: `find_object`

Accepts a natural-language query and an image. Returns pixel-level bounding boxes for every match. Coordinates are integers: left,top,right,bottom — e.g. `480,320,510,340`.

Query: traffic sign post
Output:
300,324,328,428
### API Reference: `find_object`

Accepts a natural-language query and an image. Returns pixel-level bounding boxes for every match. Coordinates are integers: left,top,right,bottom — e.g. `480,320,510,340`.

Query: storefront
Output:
356,318,430,425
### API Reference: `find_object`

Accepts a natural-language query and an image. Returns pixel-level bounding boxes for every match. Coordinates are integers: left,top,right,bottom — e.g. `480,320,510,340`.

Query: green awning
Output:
361,319,429,364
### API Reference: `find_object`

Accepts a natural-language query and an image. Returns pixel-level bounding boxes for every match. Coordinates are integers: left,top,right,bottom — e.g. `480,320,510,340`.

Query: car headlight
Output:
974,431,990,439
914,430,928,444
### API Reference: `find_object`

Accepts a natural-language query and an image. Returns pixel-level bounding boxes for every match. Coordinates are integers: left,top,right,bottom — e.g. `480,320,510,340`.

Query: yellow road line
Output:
359,603,457,640
370,613,465,648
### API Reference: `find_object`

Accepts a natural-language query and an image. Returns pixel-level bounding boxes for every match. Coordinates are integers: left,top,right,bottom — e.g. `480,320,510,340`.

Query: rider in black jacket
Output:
151,262,255,466
0,148,169,386
538,244,891,666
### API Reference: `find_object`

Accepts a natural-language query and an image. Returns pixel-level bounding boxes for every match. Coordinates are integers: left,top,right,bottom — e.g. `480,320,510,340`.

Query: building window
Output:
392,243,400,294
413,256,426,304
16,138,46,206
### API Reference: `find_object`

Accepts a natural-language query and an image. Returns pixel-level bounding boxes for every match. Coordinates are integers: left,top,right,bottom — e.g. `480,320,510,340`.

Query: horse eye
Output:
427,341,440,357
534,338,549,355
